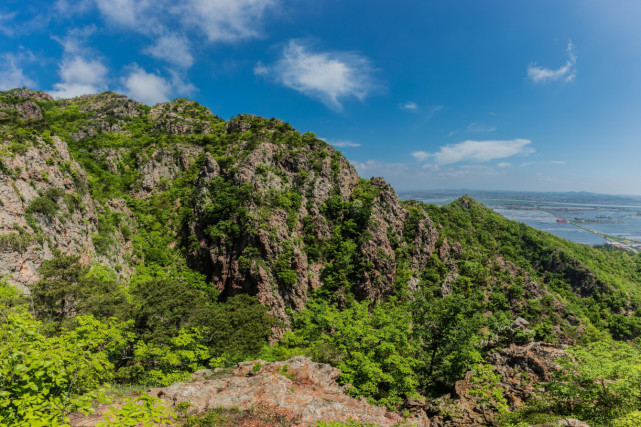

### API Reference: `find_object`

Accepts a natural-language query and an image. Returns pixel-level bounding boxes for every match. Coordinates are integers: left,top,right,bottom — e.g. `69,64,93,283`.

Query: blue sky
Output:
1,1,640,195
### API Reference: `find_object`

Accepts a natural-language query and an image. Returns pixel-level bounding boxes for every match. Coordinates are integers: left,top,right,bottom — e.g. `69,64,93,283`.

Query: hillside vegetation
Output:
1,89,641,426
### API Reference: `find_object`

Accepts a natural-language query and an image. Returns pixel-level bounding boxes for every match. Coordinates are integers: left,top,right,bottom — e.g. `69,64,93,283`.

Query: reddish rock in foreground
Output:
149,356,411,426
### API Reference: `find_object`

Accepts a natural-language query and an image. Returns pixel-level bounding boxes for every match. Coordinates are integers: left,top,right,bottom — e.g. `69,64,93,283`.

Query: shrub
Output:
25,196,59,220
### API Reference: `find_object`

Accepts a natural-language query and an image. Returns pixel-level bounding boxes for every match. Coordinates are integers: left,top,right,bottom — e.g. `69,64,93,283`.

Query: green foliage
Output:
266,299,421,409
412,289,484,392
201,176,252,243
278,364,296,381
97,394,177,426
0,313,127,426
543,342,641,425
0,227,43,252
206,294,277,361
28,253,125,329
468,364,508,413
25,195,59,220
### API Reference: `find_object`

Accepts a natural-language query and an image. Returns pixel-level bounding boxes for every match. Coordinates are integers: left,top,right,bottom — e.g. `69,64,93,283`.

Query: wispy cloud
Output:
177,0,276,43
497,162,512,168
49,27,109,98
144,34,193,68
255,39,380,111
413,139,534,165
65,0,280,71
550,160,566,165
0,10,50,37
0,11,17,36
399,101,417,111
467,121,497,133
423,105,444,122
0,51,37,90
318,137,361,148
352,159,410,177
527,40,577,84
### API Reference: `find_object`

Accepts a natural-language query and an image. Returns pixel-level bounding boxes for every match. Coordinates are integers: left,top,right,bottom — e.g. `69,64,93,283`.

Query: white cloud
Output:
318,137,361,148
253,61,269,76
399,101,417,110
550,160,567,165
55,0,94,15
167,69,196,95
50,56,109,98
144,34,193,68
178,0,276,43
527,41,577,84
256,39,379,111
412,139,534,165
0,10,50,37
121,65,172,105
497,162,512,168
94,0,152,28
49,27,109,98
62,0,279,73
0,52,36,90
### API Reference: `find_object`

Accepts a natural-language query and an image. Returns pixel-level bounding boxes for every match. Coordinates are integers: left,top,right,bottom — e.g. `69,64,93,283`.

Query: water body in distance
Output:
399,190,641,246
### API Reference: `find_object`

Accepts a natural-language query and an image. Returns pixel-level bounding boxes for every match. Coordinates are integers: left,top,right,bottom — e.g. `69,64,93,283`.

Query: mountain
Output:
1,88,641,426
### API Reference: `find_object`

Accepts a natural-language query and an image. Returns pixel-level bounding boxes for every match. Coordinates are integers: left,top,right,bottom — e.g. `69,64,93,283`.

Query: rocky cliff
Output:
0,89,441,321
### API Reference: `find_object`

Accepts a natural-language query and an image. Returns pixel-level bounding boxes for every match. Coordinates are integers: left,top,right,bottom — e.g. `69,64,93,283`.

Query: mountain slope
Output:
2,88,641,426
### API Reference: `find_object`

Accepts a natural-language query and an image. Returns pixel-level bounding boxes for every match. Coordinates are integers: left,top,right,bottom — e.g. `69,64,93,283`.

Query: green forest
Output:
2,90,641,426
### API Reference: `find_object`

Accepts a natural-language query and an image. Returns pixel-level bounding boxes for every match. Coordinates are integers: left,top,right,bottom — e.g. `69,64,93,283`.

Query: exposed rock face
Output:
137,145,205,195
2,88,53,102
149,357,407,426
0,136,131,290
183,115,440,320
149,98,221,135
420,342,565,426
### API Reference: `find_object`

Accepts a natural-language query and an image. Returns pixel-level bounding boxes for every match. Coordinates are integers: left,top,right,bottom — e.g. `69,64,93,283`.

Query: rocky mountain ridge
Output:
0,89,442,321
3,88,641,426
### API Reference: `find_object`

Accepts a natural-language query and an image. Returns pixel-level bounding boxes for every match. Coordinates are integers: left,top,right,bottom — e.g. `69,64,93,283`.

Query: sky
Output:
1,0,640,195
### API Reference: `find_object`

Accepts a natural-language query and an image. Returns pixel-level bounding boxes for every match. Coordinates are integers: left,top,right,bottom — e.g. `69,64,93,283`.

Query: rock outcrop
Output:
70,357,410,426
0,135,131,290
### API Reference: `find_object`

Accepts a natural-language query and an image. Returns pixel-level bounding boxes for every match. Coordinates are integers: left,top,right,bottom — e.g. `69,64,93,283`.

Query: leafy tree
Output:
28,253,126,330
0,313,128,426
200,294,276,361
544,342,641,424
266,299,421,408
412,288,484,392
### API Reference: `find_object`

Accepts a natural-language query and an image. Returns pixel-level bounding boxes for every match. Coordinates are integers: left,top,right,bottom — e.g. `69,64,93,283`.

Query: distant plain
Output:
400,191,641,246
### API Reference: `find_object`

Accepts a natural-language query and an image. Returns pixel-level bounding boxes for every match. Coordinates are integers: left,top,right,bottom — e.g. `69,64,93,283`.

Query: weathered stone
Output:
148,357,407,426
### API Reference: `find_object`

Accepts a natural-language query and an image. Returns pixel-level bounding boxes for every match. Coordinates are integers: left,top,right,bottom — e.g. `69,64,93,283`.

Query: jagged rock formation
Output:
0,90,440,317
